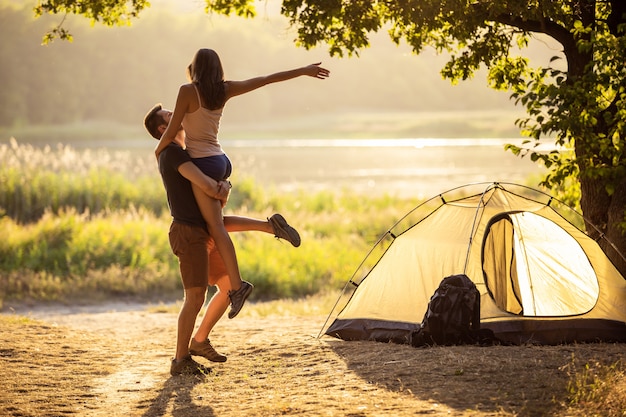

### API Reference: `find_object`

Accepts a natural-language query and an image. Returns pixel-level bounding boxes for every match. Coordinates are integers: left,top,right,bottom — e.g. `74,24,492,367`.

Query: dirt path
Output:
1,303,624,416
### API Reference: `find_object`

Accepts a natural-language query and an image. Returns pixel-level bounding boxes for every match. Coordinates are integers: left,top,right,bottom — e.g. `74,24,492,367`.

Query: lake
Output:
9,136,547,199
220,138,546,199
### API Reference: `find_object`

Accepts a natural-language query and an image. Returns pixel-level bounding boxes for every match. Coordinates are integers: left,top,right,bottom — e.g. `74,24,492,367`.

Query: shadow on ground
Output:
139,374,216,417
326,339,595,416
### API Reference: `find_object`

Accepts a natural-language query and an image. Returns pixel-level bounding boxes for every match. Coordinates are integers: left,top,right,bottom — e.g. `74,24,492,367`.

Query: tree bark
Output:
604,179,626,275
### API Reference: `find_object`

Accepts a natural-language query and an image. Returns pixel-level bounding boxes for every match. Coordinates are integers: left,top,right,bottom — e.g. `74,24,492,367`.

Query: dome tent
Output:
322,182,626,345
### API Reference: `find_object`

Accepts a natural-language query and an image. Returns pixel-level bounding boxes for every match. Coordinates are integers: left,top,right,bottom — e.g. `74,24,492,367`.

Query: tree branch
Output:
492,14,575,56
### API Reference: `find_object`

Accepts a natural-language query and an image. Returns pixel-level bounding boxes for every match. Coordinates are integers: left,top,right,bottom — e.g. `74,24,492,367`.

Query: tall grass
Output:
1,138,165,223
0,140,420,306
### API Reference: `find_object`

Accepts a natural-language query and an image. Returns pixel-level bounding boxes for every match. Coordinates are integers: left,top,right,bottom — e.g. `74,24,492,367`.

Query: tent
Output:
322,182,626,345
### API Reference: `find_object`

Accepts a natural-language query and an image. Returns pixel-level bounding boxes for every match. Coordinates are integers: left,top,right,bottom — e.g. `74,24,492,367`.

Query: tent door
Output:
482,212,599,317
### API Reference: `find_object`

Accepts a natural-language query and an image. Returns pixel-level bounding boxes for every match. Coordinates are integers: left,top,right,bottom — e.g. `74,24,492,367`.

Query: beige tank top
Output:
182,84,225,158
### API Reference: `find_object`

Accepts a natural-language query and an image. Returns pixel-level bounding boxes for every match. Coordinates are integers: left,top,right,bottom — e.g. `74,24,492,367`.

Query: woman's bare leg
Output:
223,215,273,233
192,184,243,292
224,214,301,247
194,275,230,341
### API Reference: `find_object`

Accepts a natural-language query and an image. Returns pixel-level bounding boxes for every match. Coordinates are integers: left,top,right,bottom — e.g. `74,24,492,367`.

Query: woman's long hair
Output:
187,48,226,110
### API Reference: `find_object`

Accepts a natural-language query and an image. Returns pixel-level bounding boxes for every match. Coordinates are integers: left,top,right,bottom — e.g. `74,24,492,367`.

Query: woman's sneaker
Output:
189,339,227,362
228,280,253,319
268,214,301,247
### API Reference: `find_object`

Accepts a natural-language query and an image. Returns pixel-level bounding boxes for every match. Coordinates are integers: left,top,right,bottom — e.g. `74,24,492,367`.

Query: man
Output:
144,103,300,376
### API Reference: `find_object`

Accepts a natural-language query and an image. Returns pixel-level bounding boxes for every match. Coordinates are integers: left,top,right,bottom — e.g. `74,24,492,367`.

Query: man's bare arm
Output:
177,161,230,206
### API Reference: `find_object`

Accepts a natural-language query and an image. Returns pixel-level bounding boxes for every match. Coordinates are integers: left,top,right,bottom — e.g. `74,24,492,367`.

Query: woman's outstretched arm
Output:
225,63,330,100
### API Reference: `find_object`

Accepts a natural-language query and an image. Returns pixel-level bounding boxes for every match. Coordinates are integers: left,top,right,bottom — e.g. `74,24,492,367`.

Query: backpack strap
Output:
471,289,481,331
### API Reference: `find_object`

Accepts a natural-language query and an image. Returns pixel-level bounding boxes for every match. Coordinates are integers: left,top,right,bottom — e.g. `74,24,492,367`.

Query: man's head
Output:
143,103,172,139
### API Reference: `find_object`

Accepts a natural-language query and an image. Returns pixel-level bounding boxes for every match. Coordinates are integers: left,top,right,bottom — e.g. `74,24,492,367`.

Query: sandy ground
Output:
1,302,625,417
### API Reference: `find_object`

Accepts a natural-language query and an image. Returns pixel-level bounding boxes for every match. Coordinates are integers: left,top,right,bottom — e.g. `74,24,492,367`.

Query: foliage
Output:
0,207,377,303
0,207,172,274
506,15,626,196
34,0,149,43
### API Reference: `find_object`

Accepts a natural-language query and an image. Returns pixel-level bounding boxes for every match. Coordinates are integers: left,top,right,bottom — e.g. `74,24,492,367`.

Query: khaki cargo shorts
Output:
168,222,227,288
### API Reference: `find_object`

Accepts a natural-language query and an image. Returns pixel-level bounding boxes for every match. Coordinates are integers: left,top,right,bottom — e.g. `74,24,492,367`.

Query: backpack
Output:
410,274,482,346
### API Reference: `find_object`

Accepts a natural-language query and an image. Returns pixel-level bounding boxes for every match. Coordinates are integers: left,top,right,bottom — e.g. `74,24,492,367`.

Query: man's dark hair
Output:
144,103,164,139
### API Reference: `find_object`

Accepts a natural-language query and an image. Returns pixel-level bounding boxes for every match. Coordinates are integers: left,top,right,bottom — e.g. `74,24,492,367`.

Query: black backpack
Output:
410,274,482,346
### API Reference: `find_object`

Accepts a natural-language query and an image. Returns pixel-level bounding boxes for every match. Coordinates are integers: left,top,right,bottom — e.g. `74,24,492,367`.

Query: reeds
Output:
1,138,165,223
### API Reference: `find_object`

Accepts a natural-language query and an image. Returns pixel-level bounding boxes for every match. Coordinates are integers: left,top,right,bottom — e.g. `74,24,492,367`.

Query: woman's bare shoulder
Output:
178,83,196,93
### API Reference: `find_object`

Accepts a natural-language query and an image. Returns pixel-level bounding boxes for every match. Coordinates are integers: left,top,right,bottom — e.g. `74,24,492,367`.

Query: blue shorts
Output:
192,154,232,181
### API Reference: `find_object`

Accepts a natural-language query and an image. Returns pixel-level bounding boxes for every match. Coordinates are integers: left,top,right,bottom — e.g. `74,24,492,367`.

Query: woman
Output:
154,48,330,318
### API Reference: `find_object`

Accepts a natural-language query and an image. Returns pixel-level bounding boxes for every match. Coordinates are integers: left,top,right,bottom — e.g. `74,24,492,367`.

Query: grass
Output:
0,140,421,306
564,354,626,416
0,138,165,223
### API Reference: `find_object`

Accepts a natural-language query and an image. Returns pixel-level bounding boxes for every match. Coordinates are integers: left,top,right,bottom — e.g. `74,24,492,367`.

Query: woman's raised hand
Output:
305,63,330,79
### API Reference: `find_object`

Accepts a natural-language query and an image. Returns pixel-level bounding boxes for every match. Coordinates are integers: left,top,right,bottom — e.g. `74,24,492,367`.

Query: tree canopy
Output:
34,0,626,274
34,0,148,43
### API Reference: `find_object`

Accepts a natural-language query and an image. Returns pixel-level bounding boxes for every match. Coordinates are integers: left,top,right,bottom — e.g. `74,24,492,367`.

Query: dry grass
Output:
0,302,625,417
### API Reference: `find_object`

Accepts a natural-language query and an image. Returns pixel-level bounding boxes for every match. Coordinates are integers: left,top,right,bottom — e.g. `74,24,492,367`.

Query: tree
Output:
35,0,626,275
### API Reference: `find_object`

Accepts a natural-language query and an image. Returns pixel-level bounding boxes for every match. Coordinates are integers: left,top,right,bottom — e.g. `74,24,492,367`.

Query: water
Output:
221,138,546,199
14,136,546,199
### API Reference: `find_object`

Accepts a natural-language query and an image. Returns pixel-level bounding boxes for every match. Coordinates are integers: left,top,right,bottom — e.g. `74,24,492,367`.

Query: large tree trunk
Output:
603,180,626,275
601,0,626,276
578,175,626,276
